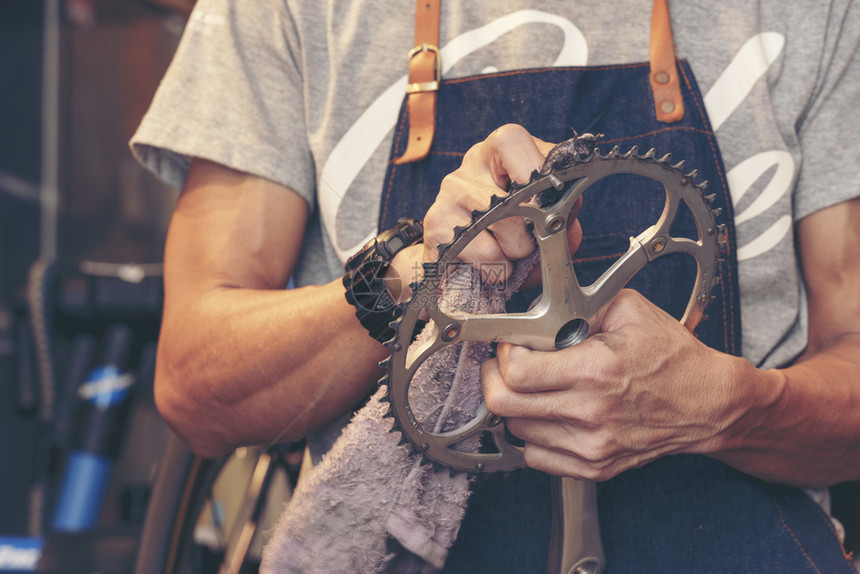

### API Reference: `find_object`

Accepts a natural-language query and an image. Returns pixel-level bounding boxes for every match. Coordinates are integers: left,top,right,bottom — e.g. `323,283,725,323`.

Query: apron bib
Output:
376,2,852,571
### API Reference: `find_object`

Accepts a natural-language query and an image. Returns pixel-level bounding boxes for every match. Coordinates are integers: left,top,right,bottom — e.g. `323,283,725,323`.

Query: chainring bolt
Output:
547,215,565,233
441,323,461,342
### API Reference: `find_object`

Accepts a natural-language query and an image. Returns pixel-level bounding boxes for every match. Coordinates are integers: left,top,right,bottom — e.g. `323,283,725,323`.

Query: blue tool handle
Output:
51,451,112,532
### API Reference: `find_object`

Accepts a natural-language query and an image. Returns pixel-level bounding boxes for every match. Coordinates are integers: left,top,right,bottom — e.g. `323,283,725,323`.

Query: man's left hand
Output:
481,288,753,481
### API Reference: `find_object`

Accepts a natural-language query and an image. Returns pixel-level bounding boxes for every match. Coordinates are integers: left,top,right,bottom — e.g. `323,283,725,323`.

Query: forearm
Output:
156,279,385,457
710,335,860,487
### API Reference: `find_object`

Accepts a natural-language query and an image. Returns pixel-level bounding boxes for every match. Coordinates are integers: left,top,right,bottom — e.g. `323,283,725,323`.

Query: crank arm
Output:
548,477,604,574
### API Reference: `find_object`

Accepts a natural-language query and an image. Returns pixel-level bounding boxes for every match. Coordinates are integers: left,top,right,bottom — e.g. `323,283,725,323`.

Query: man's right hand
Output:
419,124,583,288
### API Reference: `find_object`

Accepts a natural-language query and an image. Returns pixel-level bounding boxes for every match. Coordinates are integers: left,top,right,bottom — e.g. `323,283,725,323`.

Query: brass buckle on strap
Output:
405,43,441,94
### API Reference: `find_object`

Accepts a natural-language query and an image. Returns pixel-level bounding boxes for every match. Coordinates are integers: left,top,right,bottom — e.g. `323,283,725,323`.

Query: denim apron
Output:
376,5,853,574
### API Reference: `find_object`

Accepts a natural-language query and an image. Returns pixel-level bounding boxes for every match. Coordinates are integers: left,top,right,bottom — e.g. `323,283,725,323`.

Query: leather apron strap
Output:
395,0,685,164
650,0,685,122
393,0,442,165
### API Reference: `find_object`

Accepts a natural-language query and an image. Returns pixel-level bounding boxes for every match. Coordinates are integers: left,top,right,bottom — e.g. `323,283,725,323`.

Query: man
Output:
132,0,860,570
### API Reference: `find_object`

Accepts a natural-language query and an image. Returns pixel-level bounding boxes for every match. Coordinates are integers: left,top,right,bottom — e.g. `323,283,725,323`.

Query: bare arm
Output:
708,197,860,485
156,159,386,457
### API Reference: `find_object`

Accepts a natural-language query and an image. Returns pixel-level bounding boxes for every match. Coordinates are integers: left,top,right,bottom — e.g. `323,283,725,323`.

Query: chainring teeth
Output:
385,140,723,473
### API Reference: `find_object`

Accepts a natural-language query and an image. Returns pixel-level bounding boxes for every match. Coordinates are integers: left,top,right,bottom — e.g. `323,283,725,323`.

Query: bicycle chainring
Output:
381,138,724,473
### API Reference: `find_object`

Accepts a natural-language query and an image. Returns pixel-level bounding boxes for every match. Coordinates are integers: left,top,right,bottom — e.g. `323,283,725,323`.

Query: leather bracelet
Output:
343,218,423,343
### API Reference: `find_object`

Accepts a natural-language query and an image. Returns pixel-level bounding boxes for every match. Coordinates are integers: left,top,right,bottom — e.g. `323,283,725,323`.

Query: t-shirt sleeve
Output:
793,0,860,221
129,0,315,207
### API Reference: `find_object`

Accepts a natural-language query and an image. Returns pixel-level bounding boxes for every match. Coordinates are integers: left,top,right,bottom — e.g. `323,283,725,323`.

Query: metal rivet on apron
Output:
660,101,675,114
655,71,670,84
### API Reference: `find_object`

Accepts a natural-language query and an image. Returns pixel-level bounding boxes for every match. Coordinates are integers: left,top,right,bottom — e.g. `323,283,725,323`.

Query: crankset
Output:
382,135,724,474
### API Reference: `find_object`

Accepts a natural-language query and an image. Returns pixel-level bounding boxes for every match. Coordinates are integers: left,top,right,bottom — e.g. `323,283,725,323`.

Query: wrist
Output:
385,243,424,303
705,354,788,455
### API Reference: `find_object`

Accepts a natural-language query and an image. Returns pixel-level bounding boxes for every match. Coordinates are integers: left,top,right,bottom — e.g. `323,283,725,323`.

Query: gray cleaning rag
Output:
260,253,538,573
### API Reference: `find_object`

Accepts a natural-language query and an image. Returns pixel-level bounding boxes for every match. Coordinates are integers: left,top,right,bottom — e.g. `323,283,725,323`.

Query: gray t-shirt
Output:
131,0,860,373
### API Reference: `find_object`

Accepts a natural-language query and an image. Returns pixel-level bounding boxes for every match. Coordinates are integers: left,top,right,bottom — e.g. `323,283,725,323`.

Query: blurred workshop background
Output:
1,1,192,571
2,3,296,571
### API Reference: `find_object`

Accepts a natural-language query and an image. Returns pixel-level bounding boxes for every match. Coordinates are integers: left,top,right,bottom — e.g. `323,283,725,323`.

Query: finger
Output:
482,124,548,187
567,194,584,251
566,217,583,255
569,194,584,220
522,437,674,482
516,423,642,482
481,357,539,418
424,198,523,283
458,231,514,283
482,362,569,420
495,340,610,393
521,442,607,481
488,216,535,261
425,164,512,259
506,415,622,459
385,243,435,307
